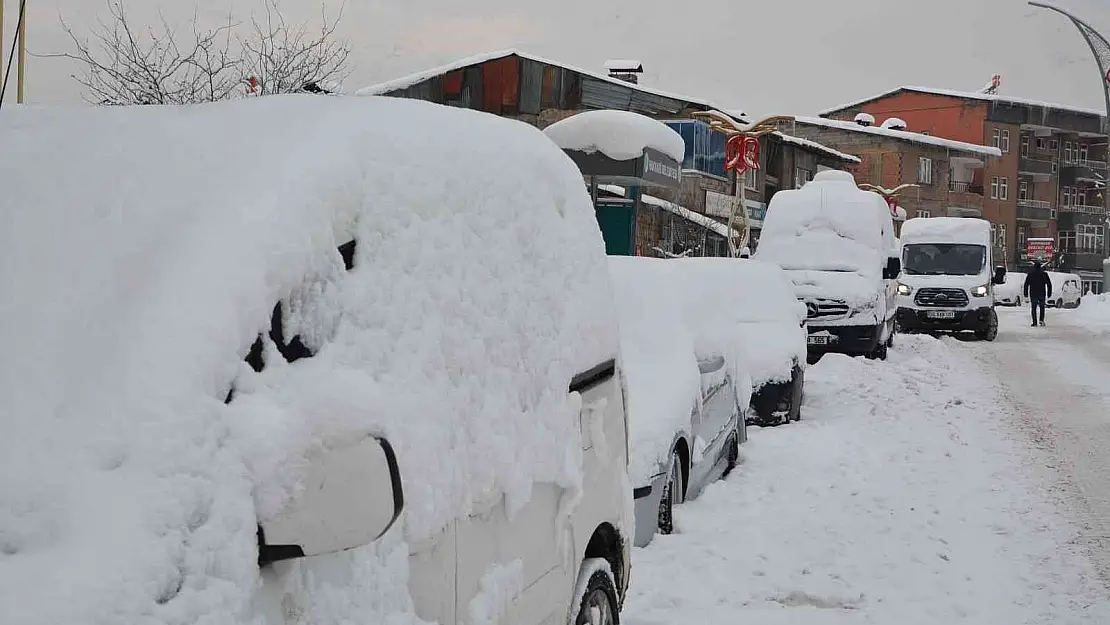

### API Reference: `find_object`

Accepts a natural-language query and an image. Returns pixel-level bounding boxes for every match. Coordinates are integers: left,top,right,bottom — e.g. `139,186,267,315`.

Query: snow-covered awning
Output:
772,131,860,164
599,184,741,239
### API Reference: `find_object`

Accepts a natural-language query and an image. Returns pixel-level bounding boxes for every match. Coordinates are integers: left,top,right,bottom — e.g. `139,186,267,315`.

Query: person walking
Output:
1023,260,1053,327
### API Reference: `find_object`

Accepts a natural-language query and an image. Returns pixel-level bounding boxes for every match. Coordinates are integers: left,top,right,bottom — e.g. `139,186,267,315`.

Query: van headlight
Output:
897,283,912,296
971,284,989,298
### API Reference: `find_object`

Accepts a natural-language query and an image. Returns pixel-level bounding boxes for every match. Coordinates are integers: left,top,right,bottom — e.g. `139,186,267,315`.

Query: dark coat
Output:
1023,267,1053,300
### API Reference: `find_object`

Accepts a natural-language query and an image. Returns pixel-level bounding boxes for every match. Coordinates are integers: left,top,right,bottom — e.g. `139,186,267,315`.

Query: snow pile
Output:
900,216,991,246
755,170,891,307
607,257,702,485
624,334,1110,623
671,258,806,387
543,109,686,162
1073,292,1110,329
0,95,616,624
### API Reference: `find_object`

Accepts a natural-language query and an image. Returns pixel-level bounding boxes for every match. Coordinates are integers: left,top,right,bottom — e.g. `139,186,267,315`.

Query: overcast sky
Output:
9,0,1110,117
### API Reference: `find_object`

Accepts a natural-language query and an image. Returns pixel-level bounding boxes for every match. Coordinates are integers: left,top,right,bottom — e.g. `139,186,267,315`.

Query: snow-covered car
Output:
1,96,633,625
755,170,901,362
994,270,1026,306
1046,271,1083,308
608,257,747,547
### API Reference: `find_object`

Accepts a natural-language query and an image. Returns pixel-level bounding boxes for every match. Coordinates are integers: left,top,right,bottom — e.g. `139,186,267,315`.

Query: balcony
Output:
1057,203,1107,215
1058,250,1106,272
1060,158,1108,184
1019,156,1055,177
1016,198,1054,222
947,181,984,195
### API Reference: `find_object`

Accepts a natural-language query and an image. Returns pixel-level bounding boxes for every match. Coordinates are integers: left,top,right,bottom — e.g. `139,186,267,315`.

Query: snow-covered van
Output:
895,217,1001,340
0,97,632,625
755,170,901,361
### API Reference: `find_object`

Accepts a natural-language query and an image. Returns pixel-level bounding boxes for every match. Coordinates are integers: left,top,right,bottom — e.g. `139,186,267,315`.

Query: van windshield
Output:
903,243,986,276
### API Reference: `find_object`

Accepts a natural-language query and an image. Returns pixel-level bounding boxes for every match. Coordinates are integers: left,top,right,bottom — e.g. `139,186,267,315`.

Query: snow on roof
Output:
819,86,1105,119
880,117,907,130
604,59,643,72
544,109,686,162
793,115,1002,158
356,48,748,122
900,216,992,246
772,131,861,164
0,95,617,624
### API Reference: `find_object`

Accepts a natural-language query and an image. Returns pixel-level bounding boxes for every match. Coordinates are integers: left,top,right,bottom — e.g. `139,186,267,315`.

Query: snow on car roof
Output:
544,109,687,162
900,217,992,246
792,116,1002,157
0,95,616,624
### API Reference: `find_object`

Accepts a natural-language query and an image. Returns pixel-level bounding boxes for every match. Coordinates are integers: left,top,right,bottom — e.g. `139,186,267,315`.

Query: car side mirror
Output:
258,436,404,566
883,256,901,280
698,355,726,374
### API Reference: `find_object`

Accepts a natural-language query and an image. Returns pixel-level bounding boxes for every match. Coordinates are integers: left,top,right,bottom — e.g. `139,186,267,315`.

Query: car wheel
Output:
975,308,998,342
574,563,620,625
866,341,888,360
657,451,684,535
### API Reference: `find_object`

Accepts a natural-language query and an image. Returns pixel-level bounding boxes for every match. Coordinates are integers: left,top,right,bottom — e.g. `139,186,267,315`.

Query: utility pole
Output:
17,0,26,103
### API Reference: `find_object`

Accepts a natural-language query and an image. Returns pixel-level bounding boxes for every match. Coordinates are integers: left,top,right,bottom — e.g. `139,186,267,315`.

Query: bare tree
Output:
48,0,350,105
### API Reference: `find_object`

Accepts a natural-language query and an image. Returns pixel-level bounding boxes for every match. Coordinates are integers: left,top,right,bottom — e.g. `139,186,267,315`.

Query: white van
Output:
0,96,632,625
894,217,1001,340
1045,271,1083,308
755,170,901,361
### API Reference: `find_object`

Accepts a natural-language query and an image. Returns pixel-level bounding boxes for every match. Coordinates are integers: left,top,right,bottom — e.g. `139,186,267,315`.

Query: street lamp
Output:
1028,2,1110,288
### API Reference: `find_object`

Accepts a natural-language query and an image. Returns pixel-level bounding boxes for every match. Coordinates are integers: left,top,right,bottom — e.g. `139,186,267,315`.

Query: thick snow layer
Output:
0,95,616,624
624,334,1110,624
755,172,890,307
543,110,686,162
794,115,1002,158
671,258,806,387
880,116,907,130
1075,293,1110,327
772,131,861,164
900,217,992,246
467,559,524,625
607,257,702,485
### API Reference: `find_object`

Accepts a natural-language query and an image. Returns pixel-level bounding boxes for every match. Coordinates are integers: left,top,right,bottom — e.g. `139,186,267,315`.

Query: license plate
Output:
927,310,956,319
807,335,830,345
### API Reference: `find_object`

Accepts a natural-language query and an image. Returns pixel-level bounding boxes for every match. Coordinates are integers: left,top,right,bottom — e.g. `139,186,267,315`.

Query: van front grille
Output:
914,287,969,308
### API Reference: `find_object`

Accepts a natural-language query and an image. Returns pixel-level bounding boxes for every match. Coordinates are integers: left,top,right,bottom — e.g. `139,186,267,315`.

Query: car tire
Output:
866,341,888,361
974,308,998,342
723,432,740,477
657,450,684,535
574,562,620,625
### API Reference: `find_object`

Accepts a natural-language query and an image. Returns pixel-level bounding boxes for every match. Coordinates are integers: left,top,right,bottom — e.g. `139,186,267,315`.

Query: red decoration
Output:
247,76,258,93
726,136,761,174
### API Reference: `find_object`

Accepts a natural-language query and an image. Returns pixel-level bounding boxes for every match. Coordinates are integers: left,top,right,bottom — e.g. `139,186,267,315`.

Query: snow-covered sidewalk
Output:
624,334,1110,624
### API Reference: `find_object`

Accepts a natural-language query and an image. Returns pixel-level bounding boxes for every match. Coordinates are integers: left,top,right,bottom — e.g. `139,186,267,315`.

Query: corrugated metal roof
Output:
819,86,1104,119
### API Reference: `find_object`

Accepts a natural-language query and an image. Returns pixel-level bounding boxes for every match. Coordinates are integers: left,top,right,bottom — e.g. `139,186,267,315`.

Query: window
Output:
1049,138,1059,151
1021,136,1029,157
992,128,1001,149
1080,143,1089,162
1061,186,1074,206
1001,129,1010,153
1078,188,1087,206
1064,141,1075,164
794,167,813,189
744,167,757,190
990,176,999,199
915,209,932,219
1078,224,1105,253
1059,230,1076,253
999,177,1009,200
663,120,728,178
1036,137,1047,150
1018,180,1028,200
1018,229,1027,248
996,223,1007,250
918,157,933,184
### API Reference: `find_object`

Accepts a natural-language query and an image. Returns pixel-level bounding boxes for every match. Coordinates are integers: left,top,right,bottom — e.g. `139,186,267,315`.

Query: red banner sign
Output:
1026,238,1054,260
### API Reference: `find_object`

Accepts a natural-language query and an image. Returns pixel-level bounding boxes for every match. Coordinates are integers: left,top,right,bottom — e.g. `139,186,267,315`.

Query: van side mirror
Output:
698,355,726,374
258,436,404,566
882,256,901,280
992,266,1006,285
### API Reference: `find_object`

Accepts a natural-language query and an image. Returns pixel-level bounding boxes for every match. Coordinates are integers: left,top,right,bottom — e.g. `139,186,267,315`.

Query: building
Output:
819,87,1108,292
358,49,857,257
785,115,1002,240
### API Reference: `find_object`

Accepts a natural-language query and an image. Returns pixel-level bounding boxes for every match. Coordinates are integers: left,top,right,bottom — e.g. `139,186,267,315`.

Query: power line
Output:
0,0,28,109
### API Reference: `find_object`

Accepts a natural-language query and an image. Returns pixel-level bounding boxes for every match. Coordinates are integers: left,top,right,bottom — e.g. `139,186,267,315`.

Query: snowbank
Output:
607,257,702,485
543,109,686,162
671,258,806,387
0,95,616,624
1073,292,1110,328
900,216,991,246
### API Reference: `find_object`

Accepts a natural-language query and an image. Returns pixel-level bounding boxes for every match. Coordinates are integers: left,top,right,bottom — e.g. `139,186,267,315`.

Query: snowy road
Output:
623,308,1110,624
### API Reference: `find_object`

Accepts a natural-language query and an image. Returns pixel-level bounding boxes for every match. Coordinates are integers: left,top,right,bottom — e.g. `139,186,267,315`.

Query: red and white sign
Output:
1026,238,1055,260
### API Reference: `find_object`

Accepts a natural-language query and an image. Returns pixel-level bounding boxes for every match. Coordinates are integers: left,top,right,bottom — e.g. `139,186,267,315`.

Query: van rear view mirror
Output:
883,257,901,280
698,355,726,374
258,436,404,566
992,266,1006,285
